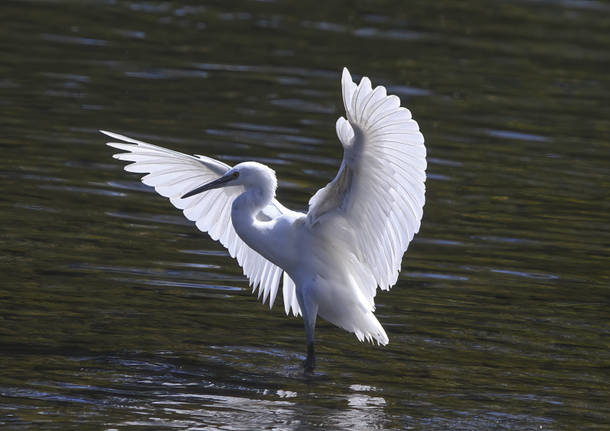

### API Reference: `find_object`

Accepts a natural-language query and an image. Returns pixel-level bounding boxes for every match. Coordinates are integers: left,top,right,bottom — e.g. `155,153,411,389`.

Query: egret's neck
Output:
231,182,279,264
235,183,275,215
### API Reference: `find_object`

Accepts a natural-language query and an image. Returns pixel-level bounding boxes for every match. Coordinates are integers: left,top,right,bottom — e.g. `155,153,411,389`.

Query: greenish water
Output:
1,1,609,430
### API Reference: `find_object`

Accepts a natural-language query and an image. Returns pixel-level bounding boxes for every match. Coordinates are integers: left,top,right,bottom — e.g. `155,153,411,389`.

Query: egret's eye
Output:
233,171,240,179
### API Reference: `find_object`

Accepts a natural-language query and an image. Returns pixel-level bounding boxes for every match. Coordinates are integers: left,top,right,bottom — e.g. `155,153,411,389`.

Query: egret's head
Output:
182,161,276,199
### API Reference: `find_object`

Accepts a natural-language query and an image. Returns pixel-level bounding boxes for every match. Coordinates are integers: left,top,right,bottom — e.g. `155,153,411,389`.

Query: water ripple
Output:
41,33,108,46
491,269,559,280
125,69,209,80
485,129,550,142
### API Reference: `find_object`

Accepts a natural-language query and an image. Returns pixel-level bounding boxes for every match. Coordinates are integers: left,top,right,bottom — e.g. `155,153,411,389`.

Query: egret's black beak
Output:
182,172,237,199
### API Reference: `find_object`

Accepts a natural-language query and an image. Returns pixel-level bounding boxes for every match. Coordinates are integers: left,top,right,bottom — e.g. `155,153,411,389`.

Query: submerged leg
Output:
304,340,315,372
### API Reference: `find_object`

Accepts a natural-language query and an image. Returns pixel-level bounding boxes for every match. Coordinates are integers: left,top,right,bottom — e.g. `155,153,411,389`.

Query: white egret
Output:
103,67,426,372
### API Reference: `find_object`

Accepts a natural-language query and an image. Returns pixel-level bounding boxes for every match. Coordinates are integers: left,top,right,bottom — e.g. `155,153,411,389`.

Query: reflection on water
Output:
1,0,609,429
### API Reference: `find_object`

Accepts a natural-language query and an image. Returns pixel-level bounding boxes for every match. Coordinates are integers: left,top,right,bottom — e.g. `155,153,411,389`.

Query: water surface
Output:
1,1,609,430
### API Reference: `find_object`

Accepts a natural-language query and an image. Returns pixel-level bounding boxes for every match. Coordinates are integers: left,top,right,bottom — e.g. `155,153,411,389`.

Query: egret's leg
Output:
303,313,317,373
298,288,318,373
305,340,315,373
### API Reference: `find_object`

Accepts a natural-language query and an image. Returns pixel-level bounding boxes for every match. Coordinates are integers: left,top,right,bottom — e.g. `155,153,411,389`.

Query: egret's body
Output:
103,68,426,372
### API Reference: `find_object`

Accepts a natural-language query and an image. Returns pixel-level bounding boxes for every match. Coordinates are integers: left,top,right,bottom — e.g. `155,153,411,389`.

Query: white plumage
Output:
103,67,426,372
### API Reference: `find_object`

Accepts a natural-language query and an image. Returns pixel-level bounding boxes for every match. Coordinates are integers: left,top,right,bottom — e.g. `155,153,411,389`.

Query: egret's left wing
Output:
102,131,300,315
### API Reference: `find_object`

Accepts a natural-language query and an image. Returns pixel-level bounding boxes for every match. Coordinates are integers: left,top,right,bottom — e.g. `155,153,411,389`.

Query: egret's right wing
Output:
103,131,300,316
306,68,426,303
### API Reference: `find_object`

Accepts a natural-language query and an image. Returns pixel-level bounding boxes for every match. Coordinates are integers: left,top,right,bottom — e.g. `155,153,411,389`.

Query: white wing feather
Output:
307,68,426,302
102,130,300,316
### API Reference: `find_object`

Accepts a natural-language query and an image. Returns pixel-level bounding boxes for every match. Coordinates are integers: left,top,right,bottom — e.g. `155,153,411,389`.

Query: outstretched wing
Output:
307,68,426,301
103,131,300,316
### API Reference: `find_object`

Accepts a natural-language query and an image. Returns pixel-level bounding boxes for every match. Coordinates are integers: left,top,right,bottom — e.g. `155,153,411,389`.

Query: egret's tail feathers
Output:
339,311,390,346
353,312,389,346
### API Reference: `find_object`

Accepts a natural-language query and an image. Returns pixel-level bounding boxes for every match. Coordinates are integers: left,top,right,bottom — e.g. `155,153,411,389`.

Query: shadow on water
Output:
1,0,609,429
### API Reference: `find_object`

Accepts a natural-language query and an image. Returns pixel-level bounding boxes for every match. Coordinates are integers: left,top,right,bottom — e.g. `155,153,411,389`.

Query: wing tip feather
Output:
100,130,125,141
342,66,351,82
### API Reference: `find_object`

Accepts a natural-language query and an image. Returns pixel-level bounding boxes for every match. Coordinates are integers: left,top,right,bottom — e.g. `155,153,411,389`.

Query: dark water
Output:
1,1,609,429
